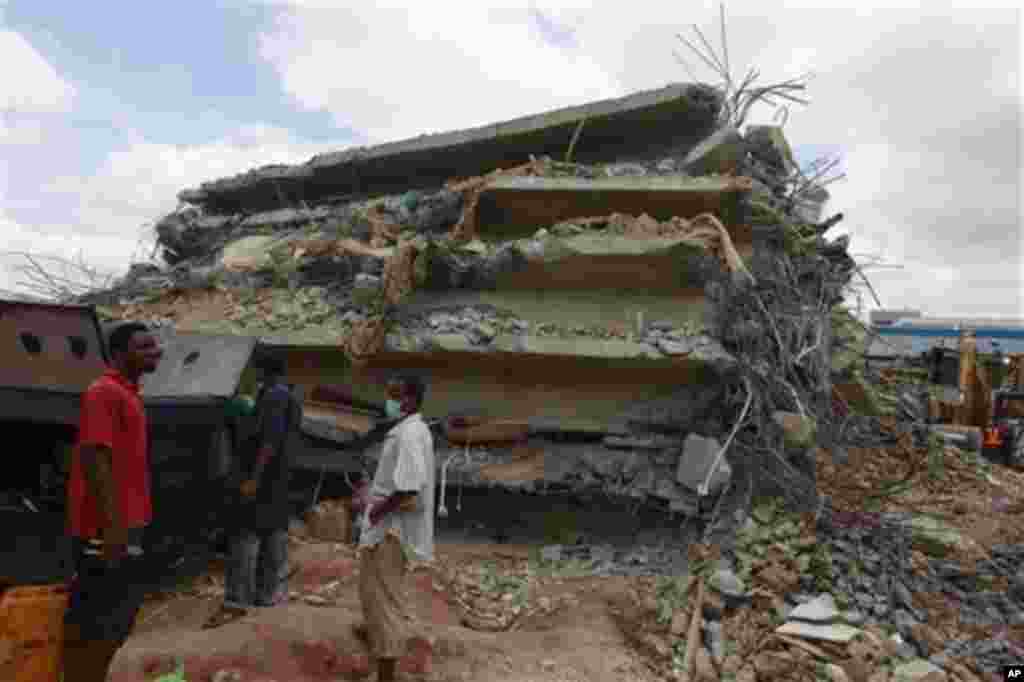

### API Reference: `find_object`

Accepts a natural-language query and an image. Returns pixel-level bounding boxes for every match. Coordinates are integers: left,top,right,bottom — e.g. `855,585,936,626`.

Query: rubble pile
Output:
66,79,1023,679
606,505,1000,681
83,81,854,526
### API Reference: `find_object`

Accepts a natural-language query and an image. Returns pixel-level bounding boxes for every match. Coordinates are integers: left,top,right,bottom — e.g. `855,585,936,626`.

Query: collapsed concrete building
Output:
80,82,854,545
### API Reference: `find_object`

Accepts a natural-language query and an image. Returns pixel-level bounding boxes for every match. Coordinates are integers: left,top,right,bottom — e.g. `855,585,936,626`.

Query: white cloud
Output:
0,116,47,146
0,30,75,113
1,124,352,296
257,4,621,144
41,123,349,236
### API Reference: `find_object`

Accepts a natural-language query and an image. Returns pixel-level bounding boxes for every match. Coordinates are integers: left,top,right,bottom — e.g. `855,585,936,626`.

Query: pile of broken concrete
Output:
617,497,1006,681
80,81,855,532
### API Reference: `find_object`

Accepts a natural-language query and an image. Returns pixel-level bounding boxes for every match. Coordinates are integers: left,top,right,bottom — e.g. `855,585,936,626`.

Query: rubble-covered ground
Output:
115,427,1022,682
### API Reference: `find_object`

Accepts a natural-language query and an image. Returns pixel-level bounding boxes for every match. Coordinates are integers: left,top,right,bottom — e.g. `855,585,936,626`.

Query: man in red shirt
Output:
62,321,163,682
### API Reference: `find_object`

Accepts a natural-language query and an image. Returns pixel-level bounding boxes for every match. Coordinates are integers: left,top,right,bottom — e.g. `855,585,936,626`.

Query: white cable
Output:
698,376,754,497
439,438,472,518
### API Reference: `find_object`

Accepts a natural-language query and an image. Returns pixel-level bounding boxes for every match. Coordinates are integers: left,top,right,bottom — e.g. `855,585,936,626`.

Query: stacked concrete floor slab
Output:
87,82,835,532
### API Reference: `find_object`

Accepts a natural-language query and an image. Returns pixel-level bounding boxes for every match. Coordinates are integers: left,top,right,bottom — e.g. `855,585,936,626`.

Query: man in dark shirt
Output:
62,321,163,681
205,354,302,627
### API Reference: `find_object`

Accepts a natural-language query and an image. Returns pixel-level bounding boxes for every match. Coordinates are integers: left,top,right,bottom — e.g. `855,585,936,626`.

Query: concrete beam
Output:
178,83,722,214
475,175,752,240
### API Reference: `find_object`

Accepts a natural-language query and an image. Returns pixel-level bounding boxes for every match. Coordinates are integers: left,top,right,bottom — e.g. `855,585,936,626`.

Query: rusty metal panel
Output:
140,331,256,400
0,300,108,394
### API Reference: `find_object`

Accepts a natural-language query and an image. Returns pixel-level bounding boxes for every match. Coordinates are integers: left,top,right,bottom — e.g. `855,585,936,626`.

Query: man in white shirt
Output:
357,374,435,682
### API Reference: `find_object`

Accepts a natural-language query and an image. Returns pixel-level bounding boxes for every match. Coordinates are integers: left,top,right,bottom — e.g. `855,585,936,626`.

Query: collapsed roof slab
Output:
178,83,722,214
474,175,753,240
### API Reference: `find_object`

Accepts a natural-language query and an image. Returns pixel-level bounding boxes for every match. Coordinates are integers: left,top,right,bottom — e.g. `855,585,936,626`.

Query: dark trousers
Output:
64,539,149,644
224,527,289,608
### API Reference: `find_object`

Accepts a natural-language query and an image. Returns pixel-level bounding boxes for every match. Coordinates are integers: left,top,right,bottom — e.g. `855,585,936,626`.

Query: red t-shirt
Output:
67,369,152,539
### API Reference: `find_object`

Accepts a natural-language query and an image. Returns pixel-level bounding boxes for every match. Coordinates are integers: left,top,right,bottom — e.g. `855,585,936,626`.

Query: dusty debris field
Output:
111,540,664,682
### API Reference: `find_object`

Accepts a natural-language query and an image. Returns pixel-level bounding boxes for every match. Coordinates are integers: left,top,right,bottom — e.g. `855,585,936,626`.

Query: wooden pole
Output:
680,577,706,681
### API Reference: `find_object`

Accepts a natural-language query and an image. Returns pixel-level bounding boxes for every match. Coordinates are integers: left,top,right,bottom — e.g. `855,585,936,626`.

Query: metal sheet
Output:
140,331,256,400
0,300,108,393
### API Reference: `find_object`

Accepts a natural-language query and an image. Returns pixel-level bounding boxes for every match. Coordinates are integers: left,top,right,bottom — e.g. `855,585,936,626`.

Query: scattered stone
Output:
775,621,862,643
788,593,841,624
891,658,947,681
541,545,563,563
703,620,725,663
352,273,382,303
709,568,748,603
677,434,731,495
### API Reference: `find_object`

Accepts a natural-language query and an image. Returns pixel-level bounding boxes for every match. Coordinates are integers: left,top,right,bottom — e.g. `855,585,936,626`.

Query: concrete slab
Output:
495,335,664,360
401,289,709,331
475,175,751,239
775,621,861,643
180,83,723,213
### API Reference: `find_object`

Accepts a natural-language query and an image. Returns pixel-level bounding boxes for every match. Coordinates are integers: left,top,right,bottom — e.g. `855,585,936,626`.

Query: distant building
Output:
871,313,1024,355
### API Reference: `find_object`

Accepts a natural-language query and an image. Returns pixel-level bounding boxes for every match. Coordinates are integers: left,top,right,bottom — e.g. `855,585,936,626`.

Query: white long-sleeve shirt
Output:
359,413,436,563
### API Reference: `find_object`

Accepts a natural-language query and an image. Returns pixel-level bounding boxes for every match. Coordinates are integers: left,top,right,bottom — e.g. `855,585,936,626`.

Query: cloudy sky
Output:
1,1,1020,319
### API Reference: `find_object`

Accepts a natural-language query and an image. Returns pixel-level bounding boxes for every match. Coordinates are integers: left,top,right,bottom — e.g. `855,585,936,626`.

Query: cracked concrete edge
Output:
178,83,723,211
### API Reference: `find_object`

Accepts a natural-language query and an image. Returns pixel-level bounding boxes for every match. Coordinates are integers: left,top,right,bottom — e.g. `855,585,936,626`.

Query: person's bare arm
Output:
78,443,127,561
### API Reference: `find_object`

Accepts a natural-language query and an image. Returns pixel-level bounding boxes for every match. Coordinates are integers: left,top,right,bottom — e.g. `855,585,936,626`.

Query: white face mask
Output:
384,399,403,419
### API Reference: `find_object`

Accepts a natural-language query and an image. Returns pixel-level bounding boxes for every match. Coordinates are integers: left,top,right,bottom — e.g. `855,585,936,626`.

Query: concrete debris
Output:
682,125,747,175
775,621,862,643
677,434,732,496
891,659,948,681
743,125,796,173
708,568,748,602
787,593,841,623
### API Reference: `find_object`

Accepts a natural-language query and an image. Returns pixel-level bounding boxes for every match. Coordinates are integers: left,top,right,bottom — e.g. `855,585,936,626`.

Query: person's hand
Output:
103,525,128,567
240,479,259,497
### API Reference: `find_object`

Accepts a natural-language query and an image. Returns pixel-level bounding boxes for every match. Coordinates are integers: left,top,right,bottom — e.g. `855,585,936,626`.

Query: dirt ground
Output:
111,541,665,682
